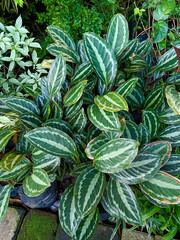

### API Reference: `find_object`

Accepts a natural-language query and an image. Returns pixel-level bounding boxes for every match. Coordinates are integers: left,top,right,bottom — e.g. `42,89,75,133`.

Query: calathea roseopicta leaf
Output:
65,99,83,119
68,108,87,133
94,138,139,174
142,110,160,139
70,162,93,178
159,106,180,125
161,154,180,176
71,61,93,85
115,77,138,98
165,85,180,115
20,113,42,129
0,184,12,222
74,166,106,218
94,92,128,112
1,152,26,172
144,85,164,110
139,123,151,146
0,129,17,152
84,32,117,86
121,120,141,142
158,124,180,147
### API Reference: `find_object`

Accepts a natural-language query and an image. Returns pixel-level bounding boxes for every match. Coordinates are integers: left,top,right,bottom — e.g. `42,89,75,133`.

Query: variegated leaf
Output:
5,97,40,115
110,153,161,184
94,92,128,112
0,184,12,222
161,154,180,176
71,61,93,85
159,106,180,125
139,123,151,146
126,86,145,109
20,113,42,129
65,99,83,119
106,14,129,56
0,129,16,152
116,77,138,97
140,171,180,204
16,130,33,154
84,32,117,85
23,168,50,197
47,54,66,98
142,110,160,139
121,120,140,142
94,138,139,174
74,166,106,218
118,39,139,64
25,127,78,158
101,188,118,217
107,179,142,225
72,208,99,240
158,125,180,147
64,80,87,107
87,126,101,143
68,108,87,133
59,184,81,237
165,85,180,115
144,85,164,110
104,116,126,139
47,25,76,50
70,162,92,177
1,152,26,172
87,104,121,132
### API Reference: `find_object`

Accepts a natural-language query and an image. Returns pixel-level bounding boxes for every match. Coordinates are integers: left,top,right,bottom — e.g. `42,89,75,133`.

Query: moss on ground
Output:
17,210,58,240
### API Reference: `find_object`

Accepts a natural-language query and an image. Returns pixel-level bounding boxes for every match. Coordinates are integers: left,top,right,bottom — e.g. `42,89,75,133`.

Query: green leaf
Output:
0,129,16,152
139,123,151,146
107,179,142,225
94,92,128,112
71,61,93,85
16,130,33,154
106,14,129,56
1,152,26,172
59,184,81,237
87,104,121,132
140,171,180,204
121,121,140,142
94,138,139,174
118,39,139,64
5,97,40,115
47,25,76,50
72,208,99,240
153,0,176,21
63,80,87,107
165,85,180,115
20,114,42,129
142,110,160,139
70,162,93,177
0,184,12,223
65,100,83,119
23,168,50,197
126,86,145,109
47,54,66,98
74,166,106,218
84,32,117,85
159,106,180,124
153,21,168,43
116,77,138,97
110,153,161,184
158,124,180,147
144,85,164,110
25,127,78,158
161,154,180,176
68,108,87,133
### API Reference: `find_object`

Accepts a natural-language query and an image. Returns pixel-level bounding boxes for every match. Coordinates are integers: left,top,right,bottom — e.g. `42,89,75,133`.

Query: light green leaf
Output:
153,0,176,21
1,152,26,172
165,85,180,115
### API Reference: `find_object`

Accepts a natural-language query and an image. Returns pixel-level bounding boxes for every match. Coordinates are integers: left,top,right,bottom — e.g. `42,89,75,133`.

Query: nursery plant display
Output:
0,12,180,240
0,15,47,97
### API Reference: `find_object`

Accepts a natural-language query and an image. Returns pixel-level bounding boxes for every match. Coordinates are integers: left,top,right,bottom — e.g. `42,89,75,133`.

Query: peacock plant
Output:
0,13,180,239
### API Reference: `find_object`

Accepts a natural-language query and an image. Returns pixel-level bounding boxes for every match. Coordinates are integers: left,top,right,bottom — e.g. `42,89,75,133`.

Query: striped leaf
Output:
118,39,139,64
0,158,31,181
77,40,88,62
0,129,16,152
101,188,118,217
87,126,101,143
47,54,66,98
85,77,97,91
158,124,180,147
74,133,88,162
83,90,95,104
159,106,180,125
16,130,33,154
33,155,60,174
5,97,40,115
74,166,106,218
94,138,139,174
59,184,81,237
161,154,180,176
110,153,161,184
47,43,80,64
84,32,117,85
144,86,164,110
107,179,142,225
121,120,140,142
47,25,76,50
70,162,92,177
142,110,160,139
20,113,42,129
118,110,134,121
85,134,109,160
25,127,78,158
63,80,87,107
94,92,128,112
87,104,121,132
104,116,126,140
0,101,11,115
65,99,83,119
126,86,145,109
106,14,129,56
71,61,93,85
165,85,180,115
23,168,50,197
136,39,151,55
68,108,87,133
140,171,180,204
72,208,99,240
42,119,73,137
139,123,151,146
115,71,126,86
143,192,169,208
116,77,138,97
1,152,26,172
0,184,12,223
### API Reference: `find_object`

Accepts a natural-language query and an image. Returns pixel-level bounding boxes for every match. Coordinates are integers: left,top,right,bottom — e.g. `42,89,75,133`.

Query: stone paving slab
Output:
0,207,26,240
122,228,154,240
17,209,58,240
155,235,178,240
